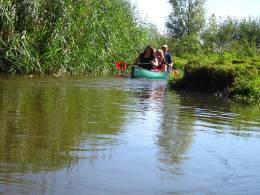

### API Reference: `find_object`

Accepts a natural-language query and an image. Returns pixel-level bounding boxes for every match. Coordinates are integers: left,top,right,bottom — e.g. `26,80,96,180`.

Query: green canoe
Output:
131,66,171,79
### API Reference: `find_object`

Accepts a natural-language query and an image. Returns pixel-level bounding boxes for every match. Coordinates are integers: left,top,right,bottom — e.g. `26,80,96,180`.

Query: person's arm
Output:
133,56,140,65
150,57,158,68
168,54,173,67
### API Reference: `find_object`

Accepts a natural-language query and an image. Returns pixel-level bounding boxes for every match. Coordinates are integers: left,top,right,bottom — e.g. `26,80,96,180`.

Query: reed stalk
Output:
0,0,153,74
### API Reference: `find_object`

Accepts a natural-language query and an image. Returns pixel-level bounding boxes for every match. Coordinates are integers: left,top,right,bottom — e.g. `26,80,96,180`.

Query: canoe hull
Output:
131,66,171,79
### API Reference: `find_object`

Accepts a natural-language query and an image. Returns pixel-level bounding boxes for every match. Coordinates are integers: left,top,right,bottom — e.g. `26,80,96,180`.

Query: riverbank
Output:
168,55,260,101
0,0,157,75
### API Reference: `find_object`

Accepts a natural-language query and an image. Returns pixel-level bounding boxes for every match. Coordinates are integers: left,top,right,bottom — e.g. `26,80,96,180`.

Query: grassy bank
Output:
168,54,260,101
1,1,260,101
166,16,260,101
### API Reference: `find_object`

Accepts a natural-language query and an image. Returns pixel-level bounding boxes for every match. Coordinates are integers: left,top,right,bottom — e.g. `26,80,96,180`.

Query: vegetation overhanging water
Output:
1,0,260,100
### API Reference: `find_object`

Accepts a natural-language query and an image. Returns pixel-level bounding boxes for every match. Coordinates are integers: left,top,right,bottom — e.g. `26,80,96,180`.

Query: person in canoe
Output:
133,45,158,70
155,49,167,72
162,44,173,71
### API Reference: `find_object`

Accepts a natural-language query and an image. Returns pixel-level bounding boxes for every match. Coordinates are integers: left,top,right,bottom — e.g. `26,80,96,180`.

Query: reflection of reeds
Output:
0,76,131,173
0,0,151,74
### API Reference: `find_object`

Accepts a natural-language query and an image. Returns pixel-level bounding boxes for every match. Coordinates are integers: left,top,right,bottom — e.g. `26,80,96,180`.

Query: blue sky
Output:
129,0,260,31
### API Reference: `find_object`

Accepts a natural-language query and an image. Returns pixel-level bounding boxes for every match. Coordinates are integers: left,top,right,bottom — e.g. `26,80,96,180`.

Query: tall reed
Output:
0,0,153,74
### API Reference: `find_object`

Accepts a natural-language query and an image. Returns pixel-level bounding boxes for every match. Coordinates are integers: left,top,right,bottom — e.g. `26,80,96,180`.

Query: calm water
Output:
0,74,259,195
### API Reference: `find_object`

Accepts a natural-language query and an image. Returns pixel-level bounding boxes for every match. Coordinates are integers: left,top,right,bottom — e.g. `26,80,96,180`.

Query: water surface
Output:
0,74,259,194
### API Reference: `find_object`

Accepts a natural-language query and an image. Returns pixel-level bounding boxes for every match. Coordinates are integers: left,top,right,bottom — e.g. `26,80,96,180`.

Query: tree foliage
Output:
201,15,260,57
166,0,206,39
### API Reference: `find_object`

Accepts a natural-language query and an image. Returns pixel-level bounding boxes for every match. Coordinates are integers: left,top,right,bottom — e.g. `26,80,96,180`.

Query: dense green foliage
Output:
166,16,260,59
165,1,260,101
1,0,260,100
166,0,206,39
0,0,159,74
168,55,260,100
201,15,260,57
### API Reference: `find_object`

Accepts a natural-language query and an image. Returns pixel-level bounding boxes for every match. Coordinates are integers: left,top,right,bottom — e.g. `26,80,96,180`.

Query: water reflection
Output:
156,91,194,178
124,79,167,116
156,90,260,180
0,75,132,174
0,75,260,194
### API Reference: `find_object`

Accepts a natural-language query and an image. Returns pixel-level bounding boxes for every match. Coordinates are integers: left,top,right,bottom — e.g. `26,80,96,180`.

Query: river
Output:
0,74,259,195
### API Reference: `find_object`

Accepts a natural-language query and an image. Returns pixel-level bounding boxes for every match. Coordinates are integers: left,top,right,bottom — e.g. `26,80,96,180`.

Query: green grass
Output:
2,0,260,101
168,54,260,100
0,0,157,75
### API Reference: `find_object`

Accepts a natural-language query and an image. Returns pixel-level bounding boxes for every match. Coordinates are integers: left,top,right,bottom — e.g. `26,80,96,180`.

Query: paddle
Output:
116,62,129,69
116,62,150,69
163,60,180,76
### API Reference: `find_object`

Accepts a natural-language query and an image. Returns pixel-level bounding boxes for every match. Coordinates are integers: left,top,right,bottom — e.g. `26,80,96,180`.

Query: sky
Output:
129,0,260,31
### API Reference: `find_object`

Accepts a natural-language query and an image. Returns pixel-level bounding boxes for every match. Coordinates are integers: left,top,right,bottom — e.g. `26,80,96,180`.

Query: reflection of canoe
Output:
131,66,171,79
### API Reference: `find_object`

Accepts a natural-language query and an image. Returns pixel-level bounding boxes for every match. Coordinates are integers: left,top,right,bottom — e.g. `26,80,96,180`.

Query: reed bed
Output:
0,0,154,74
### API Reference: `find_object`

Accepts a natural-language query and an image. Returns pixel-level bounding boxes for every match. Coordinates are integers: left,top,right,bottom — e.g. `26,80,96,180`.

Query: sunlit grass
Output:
0,0,155,75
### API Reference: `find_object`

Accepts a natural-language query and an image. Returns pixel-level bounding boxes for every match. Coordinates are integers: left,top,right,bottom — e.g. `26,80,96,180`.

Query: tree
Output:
200,14,219,54
166,0,207,39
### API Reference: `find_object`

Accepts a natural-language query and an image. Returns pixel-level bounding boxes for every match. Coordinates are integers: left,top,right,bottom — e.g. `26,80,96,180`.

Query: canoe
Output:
131,66,171,79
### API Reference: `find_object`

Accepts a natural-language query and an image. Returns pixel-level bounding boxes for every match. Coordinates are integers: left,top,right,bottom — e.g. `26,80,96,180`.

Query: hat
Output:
162,44,168,48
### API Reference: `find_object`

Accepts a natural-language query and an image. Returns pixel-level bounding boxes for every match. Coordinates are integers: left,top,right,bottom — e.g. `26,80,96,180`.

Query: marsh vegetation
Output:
0,0,161,74
167,15,260,101
1,0,260,100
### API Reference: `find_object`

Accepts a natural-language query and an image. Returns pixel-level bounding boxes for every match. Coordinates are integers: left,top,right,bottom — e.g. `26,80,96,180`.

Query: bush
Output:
172,56,187,71
168,71,184,90
231,58,250,64
232,75,260,100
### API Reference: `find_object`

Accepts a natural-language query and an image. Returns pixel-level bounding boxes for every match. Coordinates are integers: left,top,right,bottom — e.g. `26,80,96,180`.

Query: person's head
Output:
162,44,168,54
155,49,165,62
144,45,155,56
